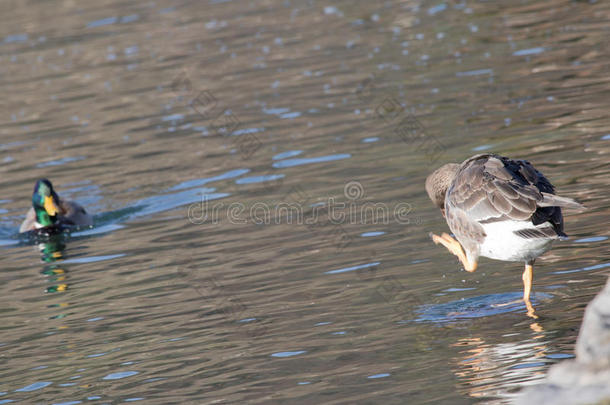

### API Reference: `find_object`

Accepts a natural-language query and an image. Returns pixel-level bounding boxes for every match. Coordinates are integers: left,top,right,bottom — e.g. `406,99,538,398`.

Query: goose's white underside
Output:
477,220,555,262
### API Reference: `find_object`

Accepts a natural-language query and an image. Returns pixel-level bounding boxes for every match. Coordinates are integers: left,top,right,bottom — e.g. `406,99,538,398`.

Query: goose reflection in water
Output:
451,320,550,402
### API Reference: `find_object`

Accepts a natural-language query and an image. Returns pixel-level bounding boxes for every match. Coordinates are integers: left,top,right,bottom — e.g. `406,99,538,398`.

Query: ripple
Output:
272,153,351,169
72,224,125,237
15,381,52,392
4,34,28,43
87,352,108,358
509,362,545,370
415,292,552,323
427,4,446,16
573,236,607,243
262,107,290,115
161,113,185,122
271,351,307,358
273,150,302,160
280,111,301,119
232,127,264,136
135,187,228,218
472,144,493,151
235,174,284,185
367,373,390,379
86,17,118,28
513,47,545,56
456,68,493,77
360,231,385,237
169,169,250,191
546,353,574,359
121,15,139,23
102,371,139,380
62,254,125,264
551,262,610,275
36,156,85,168
325,261,380,275
324,6,342,16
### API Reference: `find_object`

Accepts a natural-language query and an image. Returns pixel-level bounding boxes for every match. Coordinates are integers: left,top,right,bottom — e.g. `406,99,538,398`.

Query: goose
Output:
425,153,583,315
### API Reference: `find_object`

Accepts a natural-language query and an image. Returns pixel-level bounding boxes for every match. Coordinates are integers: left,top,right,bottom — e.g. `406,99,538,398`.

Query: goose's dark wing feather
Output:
446,154,565,237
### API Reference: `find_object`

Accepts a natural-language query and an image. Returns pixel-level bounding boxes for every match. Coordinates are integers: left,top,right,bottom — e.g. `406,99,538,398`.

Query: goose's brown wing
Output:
446,154,564,239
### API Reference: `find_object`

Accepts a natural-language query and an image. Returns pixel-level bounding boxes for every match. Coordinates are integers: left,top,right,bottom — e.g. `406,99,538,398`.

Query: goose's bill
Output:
44,195,59,216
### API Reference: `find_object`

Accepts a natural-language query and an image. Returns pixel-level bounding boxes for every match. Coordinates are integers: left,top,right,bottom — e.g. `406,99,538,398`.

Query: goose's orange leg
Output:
430,233,478,272
523,262,537,319
522,263,533,302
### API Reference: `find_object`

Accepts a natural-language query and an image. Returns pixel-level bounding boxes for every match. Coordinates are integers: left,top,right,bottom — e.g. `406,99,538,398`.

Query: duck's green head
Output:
32,178,61,227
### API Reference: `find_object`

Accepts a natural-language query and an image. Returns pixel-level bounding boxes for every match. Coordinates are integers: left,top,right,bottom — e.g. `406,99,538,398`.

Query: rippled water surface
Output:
1,0,610,403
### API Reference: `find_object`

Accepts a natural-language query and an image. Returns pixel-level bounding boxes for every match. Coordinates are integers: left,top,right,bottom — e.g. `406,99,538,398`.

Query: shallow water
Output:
1,0,609,403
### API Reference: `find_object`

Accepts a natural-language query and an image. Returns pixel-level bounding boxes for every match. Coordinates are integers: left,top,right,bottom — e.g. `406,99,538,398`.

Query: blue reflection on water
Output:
169,169,249,191
236,174,284,185
573,236,607,243
62,254,125,264
273,150,302,160
272,153,351,168
513,47,545,56
36,156,85,168
367,373,390,379
551,262,610,275
86,17,118,28
325,261,380,275
15,381,52,392
360,231,385,237
414,292,552,323
271,351,306,358
102,371,139,380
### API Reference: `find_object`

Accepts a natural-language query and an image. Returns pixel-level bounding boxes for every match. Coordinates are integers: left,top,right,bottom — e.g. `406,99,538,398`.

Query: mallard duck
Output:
425,154,583,312
19,178,93,233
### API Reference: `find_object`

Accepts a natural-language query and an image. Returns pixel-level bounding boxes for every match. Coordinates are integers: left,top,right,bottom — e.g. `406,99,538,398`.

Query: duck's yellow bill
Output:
44,195,58,216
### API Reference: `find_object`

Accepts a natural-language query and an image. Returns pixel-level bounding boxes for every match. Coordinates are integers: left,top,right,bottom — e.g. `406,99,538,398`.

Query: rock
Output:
576,278,610,369
515,277,610,405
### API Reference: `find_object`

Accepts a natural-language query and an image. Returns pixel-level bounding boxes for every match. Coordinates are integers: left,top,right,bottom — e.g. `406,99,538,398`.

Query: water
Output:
1,0,610,403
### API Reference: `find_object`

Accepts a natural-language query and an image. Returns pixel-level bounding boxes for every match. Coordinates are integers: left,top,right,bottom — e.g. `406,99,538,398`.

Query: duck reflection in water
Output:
39,234,69,294
18,178,95,293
